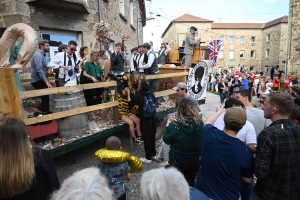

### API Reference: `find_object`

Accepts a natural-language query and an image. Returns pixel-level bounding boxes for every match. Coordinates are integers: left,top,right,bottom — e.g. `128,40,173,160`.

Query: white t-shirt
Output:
246,108,271,135
214,115,257,144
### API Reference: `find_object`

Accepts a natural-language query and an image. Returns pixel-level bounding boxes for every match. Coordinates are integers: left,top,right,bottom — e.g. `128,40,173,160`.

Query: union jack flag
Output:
208,40,223,67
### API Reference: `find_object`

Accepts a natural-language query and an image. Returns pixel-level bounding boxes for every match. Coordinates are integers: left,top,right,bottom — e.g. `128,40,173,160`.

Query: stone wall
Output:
0,0,143,77
261,23,288,74
162,19,289,74
288,0,300,75
210,29,262,72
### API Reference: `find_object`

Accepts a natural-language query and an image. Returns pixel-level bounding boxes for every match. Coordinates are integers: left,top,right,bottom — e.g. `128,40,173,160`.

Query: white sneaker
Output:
140,157,152,164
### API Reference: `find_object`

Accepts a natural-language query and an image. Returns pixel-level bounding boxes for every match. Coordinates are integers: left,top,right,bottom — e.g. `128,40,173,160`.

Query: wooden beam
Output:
19,81,117,99
144,72,189,80
154,89,176,98
0,68,23,120
24,101,119,125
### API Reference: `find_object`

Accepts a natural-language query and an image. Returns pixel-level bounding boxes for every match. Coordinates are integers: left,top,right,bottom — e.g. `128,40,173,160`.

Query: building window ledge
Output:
119,13,127,23
130,25,136,31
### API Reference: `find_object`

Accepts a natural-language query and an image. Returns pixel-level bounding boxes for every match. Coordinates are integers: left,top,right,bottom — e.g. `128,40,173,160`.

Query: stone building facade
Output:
288,0,300,75
162,13,289,74
0,0,146,78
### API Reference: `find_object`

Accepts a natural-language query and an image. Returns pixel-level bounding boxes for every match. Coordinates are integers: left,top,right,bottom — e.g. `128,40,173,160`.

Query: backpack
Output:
142,95,156,118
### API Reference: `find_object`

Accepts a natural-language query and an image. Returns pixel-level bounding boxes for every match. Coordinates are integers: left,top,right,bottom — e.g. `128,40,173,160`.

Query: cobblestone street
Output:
53,92,221,199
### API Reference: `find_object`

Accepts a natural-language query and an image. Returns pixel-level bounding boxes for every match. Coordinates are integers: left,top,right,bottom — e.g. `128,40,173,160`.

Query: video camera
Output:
108,72,124,82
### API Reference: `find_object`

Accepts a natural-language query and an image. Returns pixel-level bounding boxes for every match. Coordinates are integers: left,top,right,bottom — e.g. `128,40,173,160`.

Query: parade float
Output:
0,23,207,157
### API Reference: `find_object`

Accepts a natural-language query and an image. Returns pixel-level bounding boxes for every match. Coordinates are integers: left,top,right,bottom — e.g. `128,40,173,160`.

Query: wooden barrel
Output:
49,90,88,138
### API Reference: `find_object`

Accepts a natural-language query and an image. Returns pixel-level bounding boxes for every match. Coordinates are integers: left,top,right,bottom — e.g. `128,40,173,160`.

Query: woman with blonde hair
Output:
82,49,103,119
0,118,60,199
163,98,203,187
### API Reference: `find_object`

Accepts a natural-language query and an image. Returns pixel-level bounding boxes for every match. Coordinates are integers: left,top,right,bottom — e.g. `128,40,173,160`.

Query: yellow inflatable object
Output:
95,149,143,173
0,23,37,69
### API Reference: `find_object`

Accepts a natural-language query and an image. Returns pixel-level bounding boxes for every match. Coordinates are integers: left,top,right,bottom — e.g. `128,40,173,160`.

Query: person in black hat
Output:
30,39,53,112
158,42,171,65
138,42,162,103
182,26,201,68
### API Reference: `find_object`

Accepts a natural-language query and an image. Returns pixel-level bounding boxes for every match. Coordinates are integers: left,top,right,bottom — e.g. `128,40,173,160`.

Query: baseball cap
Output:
235,75,239,78
173,82,187,90
142,42,151,48
224,107,246,127
38,39,49,46
58,44,67,52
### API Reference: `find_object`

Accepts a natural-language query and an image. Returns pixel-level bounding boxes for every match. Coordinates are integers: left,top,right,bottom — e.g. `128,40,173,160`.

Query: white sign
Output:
187,60,210,100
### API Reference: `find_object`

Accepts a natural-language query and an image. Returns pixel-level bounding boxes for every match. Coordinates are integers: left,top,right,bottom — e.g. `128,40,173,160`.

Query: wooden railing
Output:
0,68,189,127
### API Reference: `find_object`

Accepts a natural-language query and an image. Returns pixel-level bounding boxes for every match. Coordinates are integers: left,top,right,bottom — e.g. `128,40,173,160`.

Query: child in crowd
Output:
265,77,273,93
258,86,269,107
97,136,132,200
272,74,280,92
257,78,265,98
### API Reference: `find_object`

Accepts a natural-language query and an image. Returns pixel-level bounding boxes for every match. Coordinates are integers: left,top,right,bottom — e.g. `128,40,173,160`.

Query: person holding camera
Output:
158,42,171,65
82,49,103,120
47,40,79,86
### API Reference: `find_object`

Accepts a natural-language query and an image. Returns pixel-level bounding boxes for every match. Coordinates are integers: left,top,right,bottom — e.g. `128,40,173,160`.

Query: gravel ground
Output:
53,92,221,199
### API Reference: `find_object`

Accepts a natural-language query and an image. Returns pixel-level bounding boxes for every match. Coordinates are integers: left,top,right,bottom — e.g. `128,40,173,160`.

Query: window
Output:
187,27,198,37
229,50,234,59
40,29,79,63
265,66,269,72
119,0,125,15
251,36,256,43
130,1,134,25
230,36,234,43
178,34,185,46
240,50,245,59
250,50,256,59
219,51,224,59
219,36,224,40
250,66,254,71
265,49,269,58
266,34,270,42
240,36,245,43
201,50,206,58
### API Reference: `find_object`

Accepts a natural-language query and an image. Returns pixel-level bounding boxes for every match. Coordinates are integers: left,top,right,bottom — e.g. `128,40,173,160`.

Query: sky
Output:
143,0,290,50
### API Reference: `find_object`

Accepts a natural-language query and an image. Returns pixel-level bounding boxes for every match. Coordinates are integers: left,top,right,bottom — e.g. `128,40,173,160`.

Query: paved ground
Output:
53,92,221,199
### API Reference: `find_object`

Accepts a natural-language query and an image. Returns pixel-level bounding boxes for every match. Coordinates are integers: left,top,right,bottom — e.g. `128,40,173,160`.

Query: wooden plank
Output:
19,81,117,99
24,101,118,125
154,89,176,98
144,72,189,80
0,68,23,120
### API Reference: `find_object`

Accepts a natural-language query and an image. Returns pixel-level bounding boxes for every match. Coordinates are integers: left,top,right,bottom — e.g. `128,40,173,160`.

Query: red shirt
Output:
273,78,280,87
284,77,292,90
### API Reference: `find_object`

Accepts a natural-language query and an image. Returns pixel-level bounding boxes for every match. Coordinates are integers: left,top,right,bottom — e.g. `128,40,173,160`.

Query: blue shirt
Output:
195,124,253,200
190,187,210,200
241,78,249,90
30,50,48,83
98,161,130,198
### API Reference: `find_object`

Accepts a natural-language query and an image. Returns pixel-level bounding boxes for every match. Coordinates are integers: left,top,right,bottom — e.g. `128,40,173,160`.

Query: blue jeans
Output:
220,92,228,103
240,179,255,200
249,191,261,200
